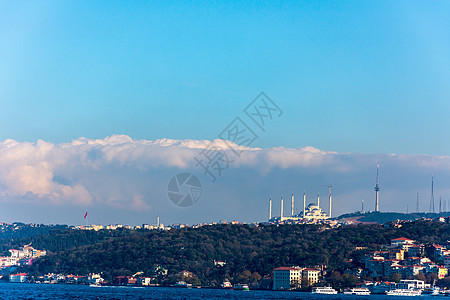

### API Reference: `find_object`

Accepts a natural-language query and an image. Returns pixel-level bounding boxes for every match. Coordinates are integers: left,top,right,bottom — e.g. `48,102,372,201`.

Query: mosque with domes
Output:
268,193,335,225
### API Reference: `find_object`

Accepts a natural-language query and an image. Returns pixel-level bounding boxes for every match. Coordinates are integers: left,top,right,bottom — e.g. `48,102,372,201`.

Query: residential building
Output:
444,255,450,269
391,237,415,248
406,245,424,257
389,249,404,260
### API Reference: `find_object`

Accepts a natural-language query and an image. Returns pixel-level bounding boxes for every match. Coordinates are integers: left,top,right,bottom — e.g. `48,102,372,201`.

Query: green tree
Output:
390,273,401,283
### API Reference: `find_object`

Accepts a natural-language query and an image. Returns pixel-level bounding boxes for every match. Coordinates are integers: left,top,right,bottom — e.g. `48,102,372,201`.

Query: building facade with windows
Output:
273,267,302,290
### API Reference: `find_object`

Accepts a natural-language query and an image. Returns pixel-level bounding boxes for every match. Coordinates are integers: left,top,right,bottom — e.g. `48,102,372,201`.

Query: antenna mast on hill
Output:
375,163,380,212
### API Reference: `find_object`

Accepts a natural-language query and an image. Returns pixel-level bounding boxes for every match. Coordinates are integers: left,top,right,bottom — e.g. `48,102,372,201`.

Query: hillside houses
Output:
362,237,448,279
0,244,46,270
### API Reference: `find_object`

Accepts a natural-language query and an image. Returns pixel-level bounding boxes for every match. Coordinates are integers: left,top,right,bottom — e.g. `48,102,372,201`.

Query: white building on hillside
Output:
391,237,415,248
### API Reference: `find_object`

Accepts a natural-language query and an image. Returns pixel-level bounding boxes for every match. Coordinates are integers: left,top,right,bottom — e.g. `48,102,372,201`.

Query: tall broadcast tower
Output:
374,163,380,212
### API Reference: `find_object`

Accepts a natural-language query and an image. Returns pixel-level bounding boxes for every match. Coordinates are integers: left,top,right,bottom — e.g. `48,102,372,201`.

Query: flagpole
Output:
84,211,88,228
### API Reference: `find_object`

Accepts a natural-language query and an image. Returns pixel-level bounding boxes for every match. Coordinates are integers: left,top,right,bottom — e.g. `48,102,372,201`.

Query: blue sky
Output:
1,1,449,154
0,1,449,225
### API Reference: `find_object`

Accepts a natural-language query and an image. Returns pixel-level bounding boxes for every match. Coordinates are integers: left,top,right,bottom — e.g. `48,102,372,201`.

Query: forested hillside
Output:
19,220,450,284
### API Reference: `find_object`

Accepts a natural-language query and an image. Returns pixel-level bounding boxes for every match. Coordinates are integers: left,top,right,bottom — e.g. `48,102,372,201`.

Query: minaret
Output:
157,215,160,227
291,193,294,216
269,196,272,221
439,197,442,214
374,163,380,212
303,191,306,218
317,193,320,209
280,195,284,221
328,185,332,218
362,200,364,213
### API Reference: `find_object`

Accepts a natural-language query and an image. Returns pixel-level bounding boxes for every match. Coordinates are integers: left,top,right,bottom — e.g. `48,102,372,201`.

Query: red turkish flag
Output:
84,211,88,219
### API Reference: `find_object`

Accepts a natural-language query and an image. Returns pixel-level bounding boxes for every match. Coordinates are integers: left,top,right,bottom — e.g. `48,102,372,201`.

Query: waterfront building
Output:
302,268,320,286
273,267,321,290
140,277,152,286
396,279,427,290
273,267,302,290
9,273,28,283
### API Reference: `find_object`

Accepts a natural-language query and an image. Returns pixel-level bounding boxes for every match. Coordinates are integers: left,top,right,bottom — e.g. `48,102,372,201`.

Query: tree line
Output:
11,219,448,287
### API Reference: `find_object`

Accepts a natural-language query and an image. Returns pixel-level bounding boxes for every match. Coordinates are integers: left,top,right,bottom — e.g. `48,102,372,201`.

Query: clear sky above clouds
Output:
1,1,449,155
0,1,449,225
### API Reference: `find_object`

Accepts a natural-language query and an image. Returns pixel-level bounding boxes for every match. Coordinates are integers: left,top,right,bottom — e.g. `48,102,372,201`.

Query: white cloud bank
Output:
1,135,450,224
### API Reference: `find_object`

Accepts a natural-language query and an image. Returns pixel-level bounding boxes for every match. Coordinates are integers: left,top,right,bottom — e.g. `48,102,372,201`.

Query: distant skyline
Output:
0,1,449,225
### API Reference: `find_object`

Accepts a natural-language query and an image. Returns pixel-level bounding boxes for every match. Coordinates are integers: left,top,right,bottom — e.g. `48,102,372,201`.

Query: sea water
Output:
0,283,447,300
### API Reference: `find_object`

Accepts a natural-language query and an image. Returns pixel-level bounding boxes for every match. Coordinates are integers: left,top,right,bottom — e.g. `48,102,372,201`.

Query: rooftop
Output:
391,237,414,241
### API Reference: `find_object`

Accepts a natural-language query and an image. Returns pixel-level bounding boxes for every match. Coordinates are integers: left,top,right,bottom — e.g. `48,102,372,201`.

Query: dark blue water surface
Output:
0,283,448,300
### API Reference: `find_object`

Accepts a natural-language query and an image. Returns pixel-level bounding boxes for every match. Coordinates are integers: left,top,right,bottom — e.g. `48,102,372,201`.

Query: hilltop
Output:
336,211,450,224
